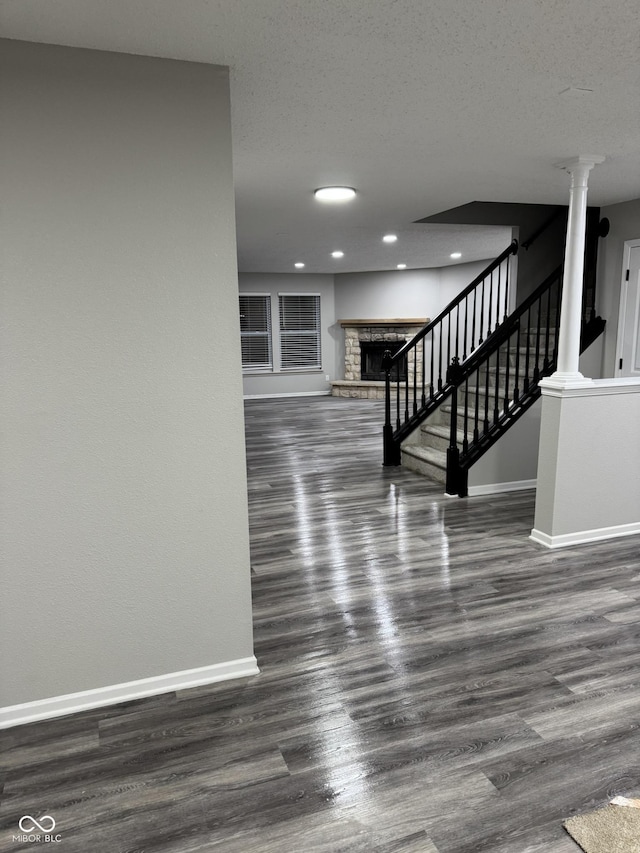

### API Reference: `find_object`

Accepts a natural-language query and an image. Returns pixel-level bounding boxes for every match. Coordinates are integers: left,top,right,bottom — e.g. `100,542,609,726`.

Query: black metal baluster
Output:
463,294,468,360
438,322,443,391
493,347,500,424
446,315,451,373
504,333,511,415
496,263,502,328
473,366,480,444
514,320,521,403
534,297,542,381
462,377,469,454
404,355,409,423
544,280,552,369
479,275,486,344
430,329,435,398
421,336,426,408
472,286,477,353
503,257,510,322
455,303,460,362
484,349,490,433
416,346,418,415
395,361,401,430
488,270,494,335
524,306,532,392
554,278,562,361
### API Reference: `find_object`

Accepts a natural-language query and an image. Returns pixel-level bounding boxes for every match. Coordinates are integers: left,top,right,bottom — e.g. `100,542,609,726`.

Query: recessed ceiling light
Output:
294,262,305,268
331,251,344,258
383,234,398,243
314,187,356,202
450,252,462,259
397,263,407,269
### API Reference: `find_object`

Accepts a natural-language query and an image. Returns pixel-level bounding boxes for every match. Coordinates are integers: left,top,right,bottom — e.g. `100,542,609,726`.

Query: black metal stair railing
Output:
382,239,519,465
444,266,605,497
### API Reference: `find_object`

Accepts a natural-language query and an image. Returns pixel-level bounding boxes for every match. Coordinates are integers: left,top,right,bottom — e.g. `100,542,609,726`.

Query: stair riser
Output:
421,430,454,453
401,449,447,483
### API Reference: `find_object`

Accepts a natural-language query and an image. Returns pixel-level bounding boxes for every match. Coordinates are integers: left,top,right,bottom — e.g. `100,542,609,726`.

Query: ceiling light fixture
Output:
450,252,462,259
331,251,344,258
314,186,356,202
383,234,398,243
397,263,407,269
294,262,305,268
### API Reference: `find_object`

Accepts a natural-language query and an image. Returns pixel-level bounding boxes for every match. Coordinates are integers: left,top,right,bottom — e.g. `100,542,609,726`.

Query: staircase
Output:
401,330,558,483
382,219,606,495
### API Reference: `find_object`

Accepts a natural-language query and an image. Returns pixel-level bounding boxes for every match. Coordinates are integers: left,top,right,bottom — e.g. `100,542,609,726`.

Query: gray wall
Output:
514,215,567,302
0,41,254,709
334,268,440,320
468,404,542,493
239,273,337,397
597,198,640,376
334,261,490,321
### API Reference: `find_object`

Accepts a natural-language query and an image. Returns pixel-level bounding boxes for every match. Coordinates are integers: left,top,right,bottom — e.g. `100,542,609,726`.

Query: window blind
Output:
239,294,272,370
278,294,321,370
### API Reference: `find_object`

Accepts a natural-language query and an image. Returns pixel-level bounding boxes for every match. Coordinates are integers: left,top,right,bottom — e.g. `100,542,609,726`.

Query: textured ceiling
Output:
3,0,639,272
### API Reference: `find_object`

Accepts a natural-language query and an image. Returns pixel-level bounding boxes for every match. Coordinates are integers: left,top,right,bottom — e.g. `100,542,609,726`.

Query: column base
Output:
539,372,594,394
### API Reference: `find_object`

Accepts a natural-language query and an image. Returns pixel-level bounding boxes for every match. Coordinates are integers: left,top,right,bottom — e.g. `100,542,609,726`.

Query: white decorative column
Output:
532,154,605,547
544,154,604,388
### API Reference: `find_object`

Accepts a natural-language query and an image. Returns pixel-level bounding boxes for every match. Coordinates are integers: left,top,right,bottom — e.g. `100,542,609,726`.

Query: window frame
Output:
278,292,322,371
239,293,273,372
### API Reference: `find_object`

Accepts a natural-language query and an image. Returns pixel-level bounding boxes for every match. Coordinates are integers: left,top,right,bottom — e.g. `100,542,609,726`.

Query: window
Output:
239,294,272,370
279,294,321,370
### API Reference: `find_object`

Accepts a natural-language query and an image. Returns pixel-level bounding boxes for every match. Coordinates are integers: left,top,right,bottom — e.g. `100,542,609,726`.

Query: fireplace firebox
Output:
360,341,407,381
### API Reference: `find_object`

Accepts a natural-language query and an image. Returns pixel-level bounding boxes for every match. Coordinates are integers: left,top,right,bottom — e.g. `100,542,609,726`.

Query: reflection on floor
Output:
3,396,640,852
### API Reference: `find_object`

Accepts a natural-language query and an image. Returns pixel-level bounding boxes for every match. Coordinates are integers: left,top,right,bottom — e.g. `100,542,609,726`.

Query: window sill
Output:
242,369,325,376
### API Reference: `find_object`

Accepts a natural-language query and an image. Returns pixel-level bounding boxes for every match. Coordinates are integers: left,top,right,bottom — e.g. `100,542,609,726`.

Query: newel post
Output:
445,356,465,496
382,349,400,466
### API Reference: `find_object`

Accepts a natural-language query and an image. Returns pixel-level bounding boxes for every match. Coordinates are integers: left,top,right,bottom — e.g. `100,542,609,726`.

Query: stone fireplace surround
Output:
331,318,428,399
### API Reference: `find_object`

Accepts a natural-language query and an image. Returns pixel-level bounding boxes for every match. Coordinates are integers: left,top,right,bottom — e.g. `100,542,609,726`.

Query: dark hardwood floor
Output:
3,396,640,852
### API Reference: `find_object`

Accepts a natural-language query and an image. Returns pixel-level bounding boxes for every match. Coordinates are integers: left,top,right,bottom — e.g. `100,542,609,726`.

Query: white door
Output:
616,241,640,378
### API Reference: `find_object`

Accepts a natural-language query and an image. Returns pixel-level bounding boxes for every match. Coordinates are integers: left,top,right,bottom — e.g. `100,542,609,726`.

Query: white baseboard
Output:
0,656,259,730
243,391,330,399
468,478,537,497
530,521,640,549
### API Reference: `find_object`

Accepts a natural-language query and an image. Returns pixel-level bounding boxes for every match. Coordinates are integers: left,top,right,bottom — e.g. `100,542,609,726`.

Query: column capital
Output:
554,154,605,174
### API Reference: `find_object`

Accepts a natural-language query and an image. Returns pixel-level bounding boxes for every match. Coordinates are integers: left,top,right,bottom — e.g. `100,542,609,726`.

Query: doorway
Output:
615,240,640,378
